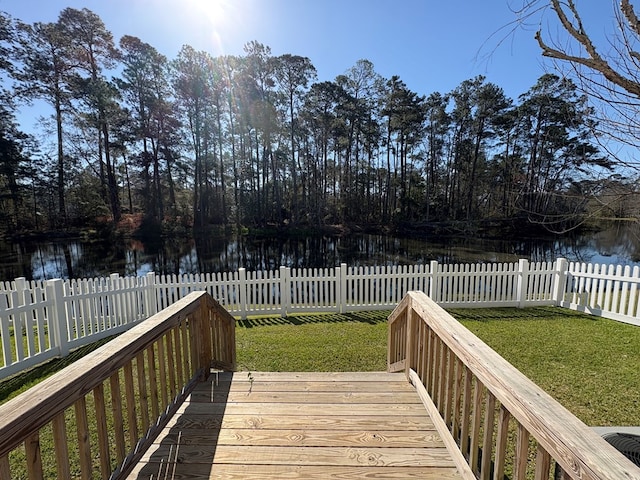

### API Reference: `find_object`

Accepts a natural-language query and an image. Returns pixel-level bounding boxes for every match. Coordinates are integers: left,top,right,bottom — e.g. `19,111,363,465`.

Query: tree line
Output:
0,7,630,237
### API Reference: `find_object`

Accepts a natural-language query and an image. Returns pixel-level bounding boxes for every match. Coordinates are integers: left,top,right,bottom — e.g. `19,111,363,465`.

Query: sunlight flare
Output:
179,0,250,54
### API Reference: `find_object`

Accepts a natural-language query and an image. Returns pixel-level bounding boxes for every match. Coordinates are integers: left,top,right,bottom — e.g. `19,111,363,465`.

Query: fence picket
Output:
630,266,640,317
0,293,11,368
4,257,640,380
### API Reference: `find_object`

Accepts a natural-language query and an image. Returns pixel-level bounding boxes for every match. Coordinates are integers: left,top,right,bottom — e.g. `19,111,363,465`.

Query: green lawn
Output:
236,306,640,427
236,310,389,372
3,306,640,428
451,306,640,427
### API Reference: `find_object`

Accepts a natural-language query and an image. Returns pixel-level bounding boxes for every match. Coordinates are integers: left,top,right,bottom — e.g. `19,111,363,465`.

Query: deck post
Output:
195,295,213,380
404,306,415,380
46,279,69,358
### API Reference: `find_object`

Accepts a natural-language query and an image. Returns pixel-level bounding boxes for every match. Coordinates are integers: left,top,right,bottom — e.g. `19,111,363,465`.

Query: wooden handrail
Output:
388,291,640,480
0,291,235,480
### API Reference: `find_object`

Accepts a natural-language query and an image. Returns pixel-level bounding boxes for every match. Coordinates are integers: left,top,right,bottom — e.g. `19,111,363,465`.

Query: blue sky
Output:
0,0,619,131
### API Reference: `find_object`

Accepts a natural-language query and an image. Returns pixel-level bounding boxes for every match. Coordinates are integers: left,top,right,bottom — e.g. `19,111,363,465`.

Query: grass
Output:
2,306,639,479
3,306,640,429
236,310,389,372
0,335,117,404
451,306,640,427
237,306,640,427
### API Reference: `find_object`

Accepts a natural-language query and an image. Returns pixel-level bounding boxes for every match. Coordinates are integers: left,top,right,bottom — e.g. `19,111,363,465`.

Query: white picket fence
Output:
1,258,639,381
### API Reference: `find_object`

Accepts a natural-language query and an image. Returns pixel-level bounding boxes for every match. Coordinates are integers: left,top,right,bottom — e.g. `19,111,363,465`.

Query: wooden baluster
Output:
394,314,402,365
123,360,139,449
223,312,232,366
428,330,438,396
460,366,472,457
443,347,454,428
452,356,464,440
93,384,111,480
166,329,177,400
211,311,220,364
24,432,43,480
0,455,11,480
437,340,447,413
136,352,150,433
514,423,530,480
401,316,407,364
411,312,420,376
109,372,126,464
412,311,421,373
430,335,440,400
419,323,429,386
226,309,236,370
469,382,485,475
51,412,70,480
423,326,432,391
216,310,223,365
480,392,496,480
157,337,169,409
534,444,551,480
493,406,511,480
74,397,92,480
147,345,160,420
181,319,191,378
172,325,184,389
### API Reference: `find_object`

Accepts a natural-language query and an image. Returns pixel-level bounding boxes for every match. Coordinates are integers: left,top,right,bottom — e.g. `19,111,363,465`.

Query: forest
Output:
0,7,633,239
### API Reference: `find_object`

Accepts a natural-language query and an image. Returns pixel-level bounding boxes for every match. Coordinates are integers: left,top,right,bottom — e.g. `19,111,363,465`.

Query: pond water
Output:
1,223,640,281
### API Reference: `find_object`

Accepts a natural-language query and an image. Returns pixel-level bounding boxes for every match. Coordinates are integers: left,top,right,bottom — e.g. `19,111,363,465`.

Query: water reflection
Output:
1,224,640,281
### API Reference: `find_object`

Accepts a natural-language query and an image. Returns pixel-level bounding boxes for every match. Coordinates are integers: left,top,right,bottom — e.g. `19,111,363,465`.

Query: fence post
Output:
552,258,568,306
14,277,27,302
429,261,439,301
47,279,69,358
238,268,247,320
14,277,29,335
145,272,158,317
517,259,529,308
280,266,290,317
334,265,341,313
339,263,348,313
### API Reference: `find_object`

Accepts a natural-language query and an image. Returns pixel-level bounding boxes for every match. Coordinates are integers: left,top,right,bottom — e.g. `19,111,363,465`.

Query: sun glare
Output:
179,0,255,54
186,0,233,27
140,0,263,56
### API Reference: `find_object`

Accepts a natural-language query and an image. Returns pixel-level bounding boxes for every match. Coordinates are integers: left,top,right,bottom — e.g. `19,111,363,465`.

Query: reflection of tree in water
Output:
227,236,342,271
4,225,640,281
144,237,197,276
193,235,231,273
591,222,640,263
0,240,46,281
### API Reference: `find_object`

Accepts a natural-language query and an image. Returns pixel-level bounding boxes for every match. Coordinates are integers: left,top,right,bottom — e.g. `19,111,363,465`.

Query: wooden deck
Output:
126,371,467,479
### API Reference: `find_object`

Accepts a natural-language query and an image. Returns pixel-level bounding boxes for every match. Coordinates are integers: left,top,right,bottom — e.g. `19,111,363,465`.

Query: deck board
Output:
126,371,465,479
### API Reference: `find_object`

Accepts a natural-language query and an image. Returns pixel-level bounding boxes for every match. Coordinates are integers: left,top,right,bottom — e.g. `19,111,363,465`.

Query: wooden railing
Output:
388,291,640,480
0,291,235,480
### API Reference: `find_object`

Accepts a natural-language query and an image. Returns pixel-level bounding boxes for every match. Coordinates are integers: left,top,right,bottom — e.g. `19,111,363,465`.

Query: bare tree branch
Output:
535,0,640,97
